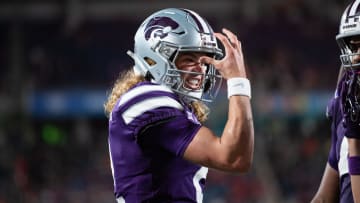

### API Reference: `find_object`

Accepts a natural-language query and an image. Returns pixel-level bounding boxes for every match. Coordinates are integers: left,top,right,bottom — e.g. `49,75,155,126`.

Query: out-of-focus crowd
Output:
0,0,349,202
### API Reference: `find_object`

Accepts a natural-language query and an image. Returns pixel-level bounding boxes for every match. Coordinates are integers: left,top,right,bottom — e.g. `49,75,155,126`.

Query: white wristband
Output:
227,77,251,99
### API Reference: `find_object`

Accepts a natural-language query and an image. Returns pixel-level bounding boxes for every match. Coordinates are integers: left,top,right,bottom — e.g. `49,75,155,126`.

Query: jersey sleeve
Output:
112,82,202,157
325,98,336,121
328,121,339,171
326,97,339,171
138,110,202,157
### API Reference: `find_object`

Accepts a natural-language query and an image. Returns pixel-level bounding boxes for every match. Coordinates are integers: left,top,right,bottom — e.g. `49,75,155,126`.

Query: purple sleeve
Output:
139,113,202,157
328,124,338,171
326,98,338,171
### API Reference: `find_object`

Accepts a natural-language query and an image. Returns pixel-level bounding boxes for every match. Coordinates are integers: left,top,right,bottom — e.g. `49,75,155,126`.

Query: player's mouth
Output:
184,77,202,90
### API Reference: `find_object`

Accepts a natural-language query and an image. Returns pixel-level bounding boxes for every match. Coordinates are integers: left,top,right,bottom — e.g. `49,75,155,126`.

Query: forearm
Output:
311,164,339,203
220,95,254,171
348,139,360,203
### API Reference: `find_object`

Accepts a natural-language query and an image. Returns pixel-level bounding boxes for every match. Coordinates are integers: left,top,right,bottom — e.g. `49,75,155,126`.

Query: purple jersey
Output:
108,81,207,203
327,91,354,203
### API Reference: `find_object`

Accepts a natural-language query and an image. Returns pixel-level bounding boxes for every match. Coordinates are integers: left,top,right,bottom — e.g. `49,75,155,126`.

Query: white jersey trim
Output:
122,96,184,124
116,196,125,203
108,142,116,188
338,136,349,176
193,167,208,203
118,84,173,108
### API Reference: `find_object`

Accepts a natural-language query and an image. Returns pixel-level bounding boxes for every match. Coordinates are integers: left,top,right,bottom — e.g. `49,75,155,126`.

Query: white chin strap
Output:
185,89,202,99
177,85,203,103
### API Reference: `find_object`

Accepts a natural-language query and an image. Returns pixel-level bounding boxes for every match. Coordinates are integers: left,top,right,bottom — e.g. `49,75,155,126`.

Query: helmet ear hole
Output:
144,57,157,66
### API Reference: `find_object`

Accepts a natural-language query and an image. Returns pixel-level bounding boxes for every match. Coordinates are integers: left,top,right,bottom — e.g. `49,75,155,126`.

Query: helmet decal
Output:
144,17,184,40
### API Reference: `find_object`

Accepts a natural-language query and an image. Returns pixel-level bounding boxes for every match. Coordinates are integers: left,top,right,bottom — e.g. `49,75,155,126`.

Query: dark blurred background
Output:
0,0,349,202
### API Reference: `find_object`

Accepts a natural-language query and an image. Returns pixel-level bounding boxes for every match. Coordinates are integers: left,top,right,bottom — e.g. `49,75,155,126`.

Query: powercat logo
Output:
144,16,185,40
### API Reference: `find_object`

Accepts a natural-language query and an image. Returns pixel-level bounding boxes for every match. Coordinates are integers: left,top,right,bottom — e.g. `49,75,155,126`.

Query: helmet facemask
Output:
337,36,360,121
164,49,223,103
337,36,360,70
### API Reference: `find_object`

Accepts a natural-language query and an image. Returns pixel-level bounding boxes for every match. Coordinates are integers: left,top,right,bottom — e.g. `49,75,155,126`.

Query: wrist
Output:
227,77,251,99
348,155,360,175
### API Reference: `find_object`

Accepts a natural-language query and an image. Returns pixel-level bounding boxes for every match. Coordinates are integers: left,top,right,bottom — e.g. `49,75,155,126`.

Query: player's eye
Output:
347,37,360,53
348,43,360,53
181,57,199,66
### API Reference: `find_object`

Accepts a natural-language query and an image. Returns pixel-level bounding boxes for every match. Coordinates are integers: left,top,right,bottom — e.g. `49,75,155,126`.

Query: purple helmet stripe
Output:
203,19,214,33
181,9,206,33
188,10,210,33
344,6,351,23
347,2,355,18
356,3,360,17
349,0,360,17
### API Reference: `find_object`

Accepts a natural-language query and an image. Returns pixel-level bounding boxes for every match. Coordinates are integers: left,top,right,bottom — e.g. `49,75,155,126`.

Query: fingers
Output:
222,28,241,49
200,28,243,72
215,28,243,62
199,55,216,66
215,32,233,53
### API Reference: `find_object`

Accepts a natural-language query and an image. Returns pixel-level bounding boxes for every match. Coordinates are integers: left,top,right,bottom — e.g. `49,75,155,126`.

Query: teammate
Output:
311,1,360,202
104,8,254,203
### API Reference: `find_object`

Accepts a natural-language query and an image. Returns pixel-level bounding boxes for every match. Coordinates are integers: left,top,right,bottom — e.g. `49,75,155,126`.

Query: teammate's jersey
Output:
327,90,354,203
108,81,207,203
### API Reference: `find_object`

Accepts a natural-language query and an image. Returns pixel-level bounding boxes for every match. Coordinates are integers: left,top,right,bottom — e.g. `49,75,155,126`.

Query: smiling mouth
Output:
184,78,202,90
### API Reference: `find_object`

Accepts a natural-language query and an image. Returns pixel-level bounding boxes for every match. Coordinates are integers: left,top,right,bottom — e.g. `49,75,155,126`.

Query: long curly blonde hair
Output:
104,69,209,124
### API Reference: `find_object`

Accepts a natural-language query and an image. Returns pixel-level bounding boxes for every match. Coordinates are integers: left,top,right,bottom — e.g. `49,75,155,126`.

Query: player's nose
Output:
190,62,205,73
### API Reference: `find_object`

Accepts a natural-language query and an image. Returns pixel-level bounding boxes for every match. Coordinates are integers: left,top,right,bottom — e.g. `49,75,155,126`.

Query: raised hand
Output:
199,28,247,79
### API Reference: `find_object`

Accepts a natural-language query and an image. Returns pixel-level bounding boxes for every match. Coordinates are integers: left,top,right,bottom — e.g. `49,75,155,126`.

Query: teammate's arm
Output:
311,163,339,203
348,139,360,203
183,28,254,173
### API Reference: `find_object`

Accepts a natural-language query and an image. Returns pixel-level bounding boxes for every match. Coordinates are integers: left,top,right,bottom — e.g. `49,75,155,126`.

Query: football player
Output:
312,1,360,202
104,8,254,203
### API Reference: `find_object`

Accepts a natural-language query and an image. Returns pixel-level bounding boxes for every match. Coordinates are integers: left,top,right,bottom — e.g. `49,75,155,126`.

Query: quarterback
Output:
104,8,254,203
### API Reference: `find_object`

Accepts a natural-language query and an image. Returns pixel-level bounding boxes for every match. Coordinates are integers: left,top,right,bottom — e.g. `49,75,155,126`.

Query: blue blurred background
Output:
0,0,349,202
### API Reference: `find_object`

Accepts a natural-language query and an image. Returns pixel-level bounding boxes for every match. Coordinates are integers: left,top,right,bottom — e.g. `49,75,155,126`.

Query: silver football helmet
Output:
127,8,223,103
337,0,360,70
